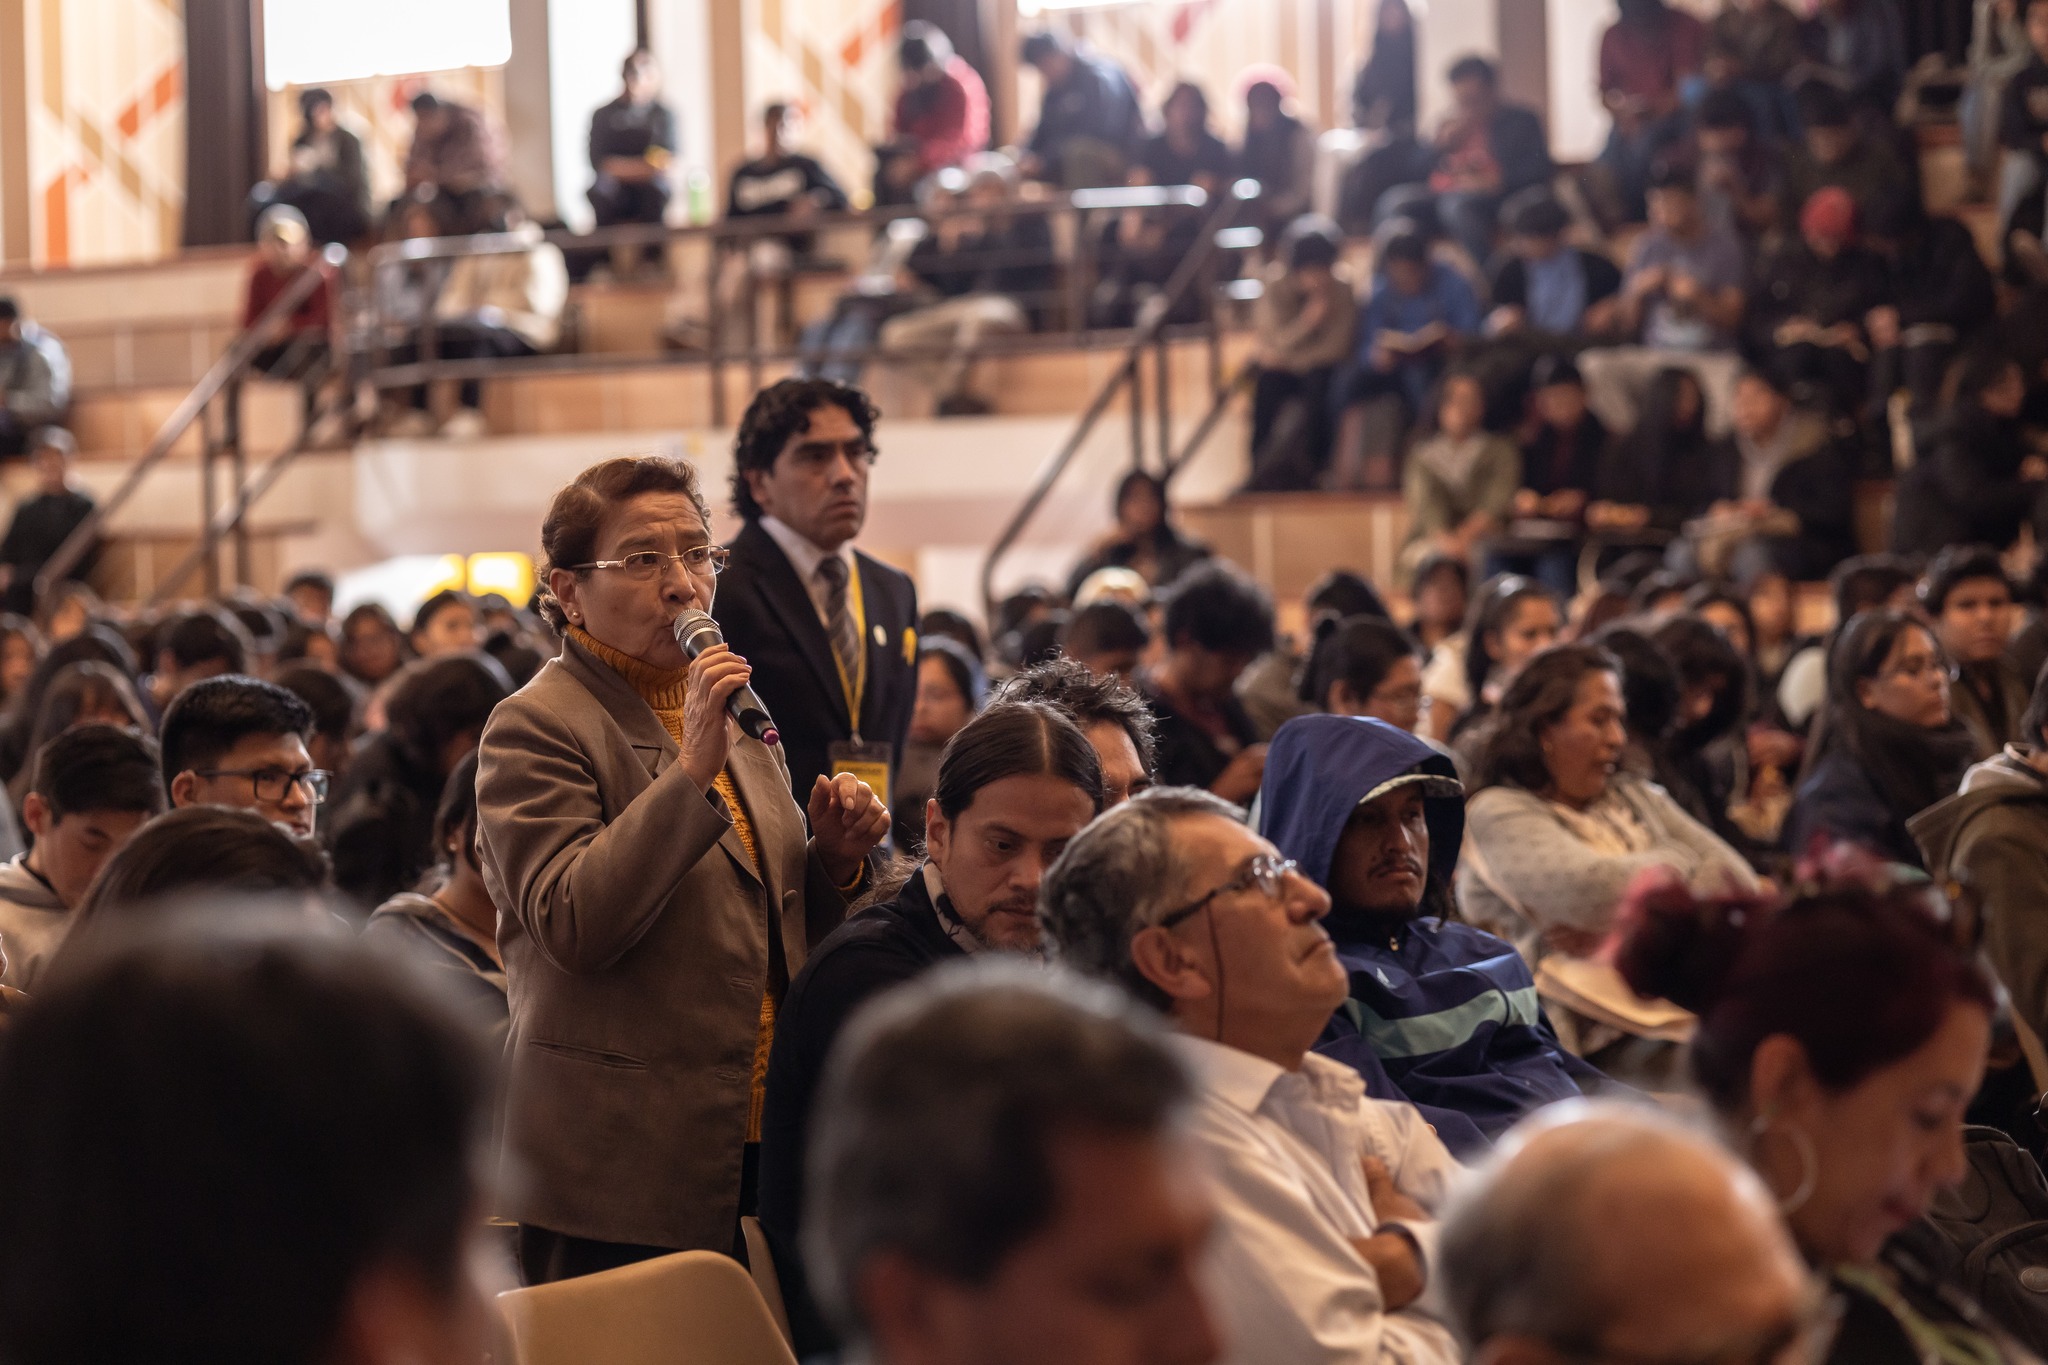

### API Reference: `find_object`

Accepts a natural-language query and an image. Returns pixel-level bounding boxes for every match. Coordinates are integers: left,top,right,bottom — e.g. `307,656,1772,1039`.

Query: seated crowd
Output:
16,4,2048,1363
0,363,2043,1365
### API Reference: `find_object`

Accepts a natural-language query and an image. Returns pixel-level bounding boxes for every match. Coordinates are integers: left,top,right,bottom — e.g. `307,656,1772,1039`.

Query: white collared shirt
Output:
1170,1035,1462,1365
758,515,857,629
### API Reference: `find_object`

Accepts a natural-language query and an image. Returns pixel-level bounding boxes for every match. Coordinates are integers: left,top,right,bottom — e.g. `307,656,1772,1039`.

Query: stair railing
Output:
977,180,1259,619
34,244,347,606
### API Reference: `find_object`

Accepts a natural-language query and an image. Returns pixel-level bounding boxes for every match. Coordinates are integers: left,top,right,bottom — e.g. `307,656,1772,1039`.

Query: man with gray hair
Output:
803,957,1220,1365
1437,1103,1819,1365
1039,786,1462,1365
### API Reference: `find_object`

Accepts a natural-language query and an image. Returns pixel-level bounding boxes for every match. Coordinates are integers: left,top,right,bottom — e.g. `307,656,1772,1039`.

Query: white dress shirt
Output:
1170,1035,1462,1365
758,515,857,629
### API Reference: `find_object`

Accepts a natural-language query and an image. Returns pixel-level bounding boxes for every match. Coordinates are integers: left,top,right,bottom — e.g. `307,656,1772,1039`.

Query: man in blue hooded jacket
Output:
1258,713,1604,1154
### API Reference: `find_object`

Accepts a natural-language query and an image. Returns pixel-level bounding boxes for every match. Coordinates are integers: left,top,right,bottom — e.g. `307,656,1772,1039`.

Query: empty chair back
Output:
737,1216,795,1349
495,1250,799,1365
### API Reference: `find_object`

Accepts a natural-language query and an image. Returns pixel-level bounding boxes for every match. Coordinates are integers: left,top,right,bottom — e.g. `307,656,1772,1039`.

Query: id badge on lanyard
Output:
826,569,891,807
828,738,894,811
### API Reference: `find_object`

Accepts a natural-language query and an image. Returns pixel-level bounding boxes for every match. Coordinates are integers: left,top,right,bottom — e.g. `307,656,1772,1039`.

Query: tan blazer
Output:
475,634,850,1251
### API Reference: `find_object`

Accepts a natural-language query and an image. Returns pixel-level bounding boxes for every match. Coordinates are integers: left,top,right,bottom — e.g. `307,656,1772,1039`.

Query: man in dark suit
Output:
715,378,919,809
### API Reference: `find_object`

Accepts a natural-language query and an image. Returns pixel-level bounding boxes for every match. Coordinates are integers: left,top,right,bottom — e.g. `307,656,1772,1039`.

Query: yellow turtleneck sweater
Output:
572,627,778,1142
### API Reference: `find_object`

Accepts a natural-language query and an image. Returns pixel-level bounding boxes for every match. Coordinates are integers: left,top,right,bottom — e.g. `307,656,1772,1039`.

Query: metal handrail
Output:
142,377,351,606
1161,361,1258,484
364,185,1213,267
34,244,346,603
978,180,1260,618
362,186,1224,426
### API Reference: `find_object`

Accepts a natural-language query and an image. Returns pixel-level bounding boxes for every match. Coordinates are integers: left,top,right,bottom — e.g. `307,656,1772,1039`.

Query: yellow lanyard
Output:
828,560,868,734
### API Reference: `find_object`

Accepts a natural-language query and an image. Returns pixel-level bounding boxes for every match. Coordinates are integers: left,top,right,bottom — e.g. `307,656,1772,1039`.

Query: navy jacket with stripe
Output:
1259,714,1604,1156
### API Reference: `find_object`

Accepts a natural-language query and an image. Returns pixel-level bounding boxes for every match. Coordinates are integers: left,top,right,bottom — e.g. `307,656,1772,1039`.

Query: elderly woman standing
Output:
477,455,889,1282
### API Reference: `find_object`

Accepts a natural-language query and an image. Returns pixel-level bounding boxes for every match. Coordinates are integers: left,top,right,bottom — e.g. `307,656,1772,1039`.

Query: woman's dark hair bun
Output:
1310,610,1345,645
1613,871,1762,1014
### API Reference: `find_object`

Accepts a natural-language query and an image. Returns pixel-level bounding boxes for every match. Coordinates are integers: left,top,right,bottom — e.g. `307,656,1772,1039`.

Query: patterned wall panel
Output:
26,0,186,266
744,0,908,203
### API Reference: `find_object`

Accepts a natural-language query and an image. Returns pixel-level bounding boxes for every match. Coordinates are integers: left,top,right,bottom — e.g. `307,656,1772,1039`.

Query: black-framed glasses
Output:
192,767,331,804
570,547,731,581
1156,854,1299,930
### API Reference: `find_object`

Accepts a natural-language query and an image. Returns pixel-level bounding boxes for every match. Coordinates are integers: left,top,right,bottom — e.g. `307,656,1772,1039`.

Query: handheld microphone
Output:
673,609,781,747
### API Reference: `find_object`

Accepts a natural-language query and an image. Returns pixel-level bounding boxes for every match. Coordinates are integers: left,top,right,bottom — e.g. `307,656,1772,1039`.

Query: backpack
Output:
1889,1124,2048,1356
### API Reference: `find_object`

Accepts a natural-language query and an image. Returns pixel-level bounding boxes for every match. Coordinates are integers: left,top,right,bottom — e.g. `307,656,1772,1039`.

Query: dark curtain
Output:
905,0,992,124
184,0,267,246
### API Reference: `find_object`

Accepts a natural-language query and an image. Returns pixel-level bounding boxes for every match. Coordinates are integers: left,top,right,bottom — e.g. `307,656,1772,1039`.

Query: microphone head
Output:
672,609,723,655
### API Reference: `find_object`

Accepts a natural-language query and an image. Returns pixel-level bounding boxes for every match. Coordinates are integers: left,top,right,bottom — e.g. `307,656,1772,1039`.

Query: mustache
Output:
1368,855,1425,879
988,893,1040,916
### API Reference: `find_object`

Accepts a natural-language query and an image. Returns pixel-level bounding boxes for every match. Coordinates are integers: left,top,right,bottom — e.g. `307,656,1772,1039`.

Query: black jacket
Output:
1597,427,1718,532
1747,239,1891,348
907,213,1056,318
712,518,919,803
756,866,965,1353
1141,676,1262,795
1518,412,1610,499
1474,104,1555,198
1787,749,1927,867
1490,250,1622,331
2000,57,2048,153
588,95,677,174
0,490,94,574
725,154,848,218
1027,48,1143,167
1892,404,2033,555
1698,416,1859,572
1891,216,1995,336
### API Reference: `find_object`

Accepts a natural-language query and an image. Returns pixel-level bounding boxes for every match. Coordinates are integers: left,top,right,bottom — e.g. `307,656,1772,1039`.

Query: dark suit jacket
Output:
475,634,853,1250
756,864,964,1354
713,519,920,805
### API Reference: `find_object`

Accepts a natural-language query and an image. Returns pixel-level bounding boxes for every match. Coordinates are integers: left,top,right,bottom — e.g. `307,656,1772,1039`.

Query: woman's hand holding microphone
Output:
678,642,753,793
677,639,890,883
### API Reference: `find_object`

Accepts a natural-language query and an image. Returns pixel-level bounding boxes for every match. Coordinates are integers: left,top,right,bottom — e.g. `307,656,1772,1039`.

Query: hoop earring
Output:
1749,1110,1818,1215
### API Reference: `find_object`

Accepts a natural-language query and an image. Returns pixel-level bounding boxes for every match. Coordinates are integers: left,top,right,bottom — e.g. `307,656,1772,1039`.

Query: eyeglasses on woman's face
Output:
570,546,731,581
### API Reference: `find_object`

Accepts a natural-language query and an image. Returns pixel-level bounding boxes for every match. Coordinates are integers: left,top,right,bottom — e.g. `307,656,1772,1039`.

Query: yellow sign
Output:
466,552,535,605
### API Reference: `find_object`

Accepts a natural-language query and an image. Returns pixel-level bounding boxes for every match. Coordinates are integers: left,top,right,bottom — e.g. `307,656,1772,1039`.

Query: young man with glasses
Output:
1041,786,1463,1365
158,674,325,838
715,378,920,809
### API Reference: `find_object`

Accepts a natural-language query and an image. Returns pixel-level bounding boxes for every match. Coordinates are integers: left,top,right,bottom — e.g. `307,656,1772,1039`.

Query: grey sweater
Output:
0,853,67,990
1457,777,1759,963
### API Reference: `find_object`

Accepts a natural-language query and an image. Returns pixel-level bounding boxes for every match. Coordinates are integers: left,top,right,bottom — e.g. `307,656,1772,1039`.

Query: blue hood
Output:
1257,716,1464,892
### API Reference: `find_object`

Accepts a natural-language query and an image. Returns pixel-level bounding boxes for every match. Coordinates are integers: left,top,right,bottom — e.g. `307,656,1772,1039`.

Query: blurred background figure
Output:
0,920,500,1365
586,50,678,278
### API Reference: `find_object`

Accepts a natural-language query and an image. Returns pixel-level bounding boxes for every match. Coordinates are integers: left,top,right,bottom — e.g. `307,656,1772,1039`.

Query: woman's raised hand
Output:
809,772,891,885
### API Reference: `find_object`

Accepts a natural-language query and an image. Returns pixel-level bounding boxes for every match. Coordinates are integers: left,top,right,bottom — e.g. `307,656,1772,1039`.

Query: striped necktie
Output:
815,555,863,697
